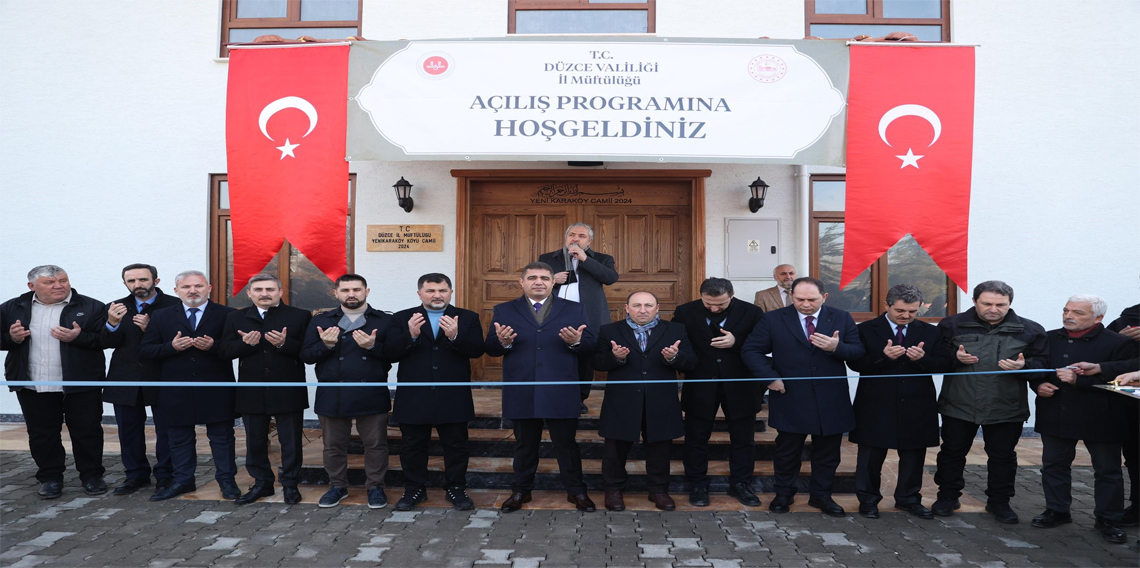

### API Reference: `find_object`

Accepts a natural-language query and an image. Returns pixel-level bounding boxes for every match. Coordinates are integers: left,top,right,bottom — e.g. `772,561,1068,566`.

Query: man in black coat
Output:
301,274,399,510
138,270,239,501
538,222,619,412
100,263,181,496
742,277,865,517
672,277,764,507
384,273,484,511
2,265,108,499
593,291,696,511
1104,301,1139,526
848,284,948,520
218,273,312,506
1029,295,1139,544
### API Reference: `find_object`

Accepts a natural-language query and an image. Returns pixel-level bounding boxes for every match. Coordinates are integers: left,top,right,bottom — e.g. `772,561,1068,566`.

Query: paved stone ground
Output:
1,451,1137,567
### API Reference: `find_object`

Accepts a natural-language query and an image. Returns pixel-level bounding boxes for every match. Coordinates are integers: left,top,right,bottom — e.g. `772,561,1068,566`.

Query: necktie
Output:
783,290,790,307
139,302,149,315
805,315,815,339
533,302,542,313
895,325,906,346
188,307,199,330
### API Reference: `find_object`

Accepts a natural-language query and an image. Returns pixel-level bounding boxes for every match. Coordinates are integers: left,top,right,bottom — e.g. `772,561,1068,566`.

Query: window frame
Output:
805,0,951,43
219,0,364,57
508,0,656,34
208,173,356,306
808,174,957,322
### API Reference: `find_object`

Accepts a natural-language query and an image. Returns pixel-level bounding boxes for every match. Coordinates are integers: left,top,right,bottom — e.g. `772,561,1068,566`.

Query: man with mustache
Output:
219,273,312,505
754,264,797,313
100,263,181,496
139,270,239,501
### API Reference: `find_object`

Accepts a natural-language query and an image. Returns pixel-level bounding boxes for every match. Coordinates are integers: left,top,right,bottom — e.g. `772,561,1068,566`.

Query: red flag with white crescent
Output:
225,44,349,294
841,45,975,291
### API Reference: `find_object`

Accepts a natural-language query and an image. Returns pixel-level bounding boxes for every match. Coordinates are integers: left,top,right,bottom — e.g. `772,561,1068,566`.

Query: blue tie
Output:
188,307,199,330
533,302,542,313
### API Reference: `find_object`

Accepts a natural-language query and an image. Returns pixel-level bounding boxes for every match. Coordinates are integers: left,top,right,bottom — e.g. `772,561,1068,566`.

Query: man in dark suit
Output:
672,277,765,507
301,274,399,510
101,263,181,496
742,276,865,517
218,273,312,505
138,270,239,501
593,291,696,511
384,273,485,511
1029,295,1138,544
847,284,947,519
1104,302,1139,526
485,261,597,513
538,223,619,413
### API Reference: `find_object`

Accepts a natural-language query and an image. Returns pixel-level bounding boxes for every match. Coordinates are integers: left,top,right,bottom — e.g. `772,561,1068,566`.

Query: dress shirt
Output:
28,292,71,392
797,308,822,338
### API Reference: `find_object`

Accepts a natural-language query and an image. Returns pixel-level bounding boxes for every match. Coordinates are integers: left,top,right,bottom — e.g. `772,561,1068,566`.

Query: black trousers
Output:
579,354,594,401
167,421,236,486
113,401,171,481
773,431,842,499
1041,434,1124,520
855,444,927,506
16,388,105,484
934,415,1021,504
512,417,585,495
399,421,470,490
1125,401,1139,506
242,411,304,487
683,385,756,489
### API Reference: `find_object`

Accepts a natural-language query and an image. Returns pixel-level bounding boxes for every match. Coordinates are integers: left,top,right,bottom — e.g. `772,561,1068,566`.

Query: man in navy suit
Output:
139,270,238,501
742,276,864,517
485,261,597,513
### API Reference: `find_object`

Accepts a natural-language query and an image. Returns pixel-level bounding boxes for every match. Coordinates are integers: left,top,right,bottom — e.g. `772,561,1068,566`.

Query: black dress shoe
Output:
808,497,846,517
567,493,596,512
895,503,934,520
500,491,532,513
113,478,150,496
604,490,625,511
769,494,793,514
689,488,710,507
859,504,880,519
1031,508,1073,528
38,481,63,500
1094,518,1127,544
931,498,960,517
155,478,173,491
985,502,1019,524
150,482,196,501
219,480,241,500
235,481,275,505
1119,504,1138,527
282,486,302,504
648,493,676,511
84,477,108,495
727,482,761,506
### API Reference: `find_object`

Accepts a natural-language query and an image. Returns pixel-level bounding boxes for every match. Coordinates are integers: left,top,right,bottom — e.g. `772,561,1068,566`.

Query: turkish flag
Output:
841,46,975,291
226,45,349,294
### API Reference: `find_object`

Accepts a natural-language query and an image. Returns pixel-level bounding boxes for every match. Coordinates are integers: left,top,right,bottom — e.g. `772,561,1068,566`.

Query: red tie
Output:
805,315,815,339
895,325,906,346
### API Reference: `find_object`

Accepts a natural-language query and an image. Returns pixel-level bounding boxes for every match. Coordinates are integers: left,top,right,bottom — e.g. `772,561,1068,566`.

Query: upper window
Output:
806,0,950,42
220,0,362,57
810,175,957,322
509,0,655,34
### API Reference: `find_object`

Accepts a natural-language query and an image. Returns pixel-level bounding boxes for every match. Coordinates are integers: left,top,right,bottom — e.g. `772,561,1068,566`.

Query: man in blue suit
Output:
742,276,864,517
485,262,597,513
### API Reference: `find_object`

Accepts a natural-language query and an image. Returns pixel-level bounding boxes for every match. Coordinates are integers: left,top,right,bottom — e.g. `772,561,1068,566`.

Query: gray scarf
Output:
625,314,660,351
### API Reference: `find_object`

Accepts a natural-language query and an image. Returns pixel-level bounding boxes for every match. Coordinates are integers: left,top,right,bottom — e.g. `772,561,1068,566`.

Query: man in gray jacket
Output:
932,280,1049,524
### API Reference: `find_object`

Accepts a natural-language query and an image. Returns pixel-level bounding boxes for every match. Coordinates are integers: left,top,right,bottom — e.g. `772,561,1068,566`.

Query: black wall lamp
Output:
393,177,414,213
748,177,769,213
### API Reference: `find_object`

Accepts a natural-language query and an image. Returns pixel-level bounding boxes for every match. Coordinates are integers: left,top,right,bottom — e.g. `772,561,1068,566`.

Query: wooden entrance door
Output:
454,170,709,381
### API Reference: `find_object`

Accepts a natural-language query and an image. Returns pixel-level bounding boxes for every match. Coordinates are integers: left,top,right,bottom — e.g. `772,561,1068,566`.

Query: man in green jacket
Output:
932,280,1049,525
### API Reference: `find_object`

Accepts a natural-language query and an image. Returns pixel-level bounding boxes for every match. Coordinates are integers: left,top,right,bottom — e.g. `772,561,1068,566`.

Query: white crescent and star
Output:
258,96,318,160
878,104,941,169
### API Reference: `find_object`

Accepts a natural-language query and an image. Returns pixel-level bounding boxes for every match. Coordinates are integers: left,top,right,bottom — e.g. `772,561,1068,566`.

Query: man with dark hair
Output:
932,279,1049,524
2,265,108,499
219,273,312,505
672,277,764,506
538,223,619,413
1029,295,1137,543
1103,301,1139,526
385,273,484,511
101,263,181,496
486,261,597,513
139,270,239,501
301,274,399,509
742,276,865,517
848,284,948,519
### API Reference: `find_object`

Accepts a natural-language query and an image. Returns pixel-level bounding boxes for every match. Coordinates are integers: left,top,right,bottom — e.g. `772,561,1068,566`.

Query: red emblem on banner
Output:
841,46,975,291
225,45,350,293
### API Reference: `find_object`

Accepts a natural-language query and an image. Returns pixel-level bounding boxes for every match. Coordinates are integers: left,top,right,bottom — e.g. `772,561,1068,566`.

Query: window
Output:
810,175,956,321
220,0,363,57
806,0,950,42
209,174,356,310
509,0,655,34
